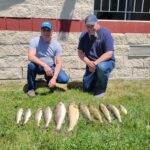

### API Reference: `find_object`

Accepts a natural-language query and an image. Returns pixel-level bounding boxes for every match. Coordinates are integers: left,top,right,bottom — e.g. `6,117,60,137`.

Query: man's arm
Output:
94,51,113,65
48,56,62,88
28,49,53,76
78,50,96,70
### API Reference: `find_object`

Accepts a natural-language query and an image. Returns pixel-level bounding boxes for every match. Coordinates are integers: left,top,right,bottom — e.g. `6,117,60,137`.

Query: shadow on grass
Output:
67,81,83,90
23,80,83,93
23,79,67,95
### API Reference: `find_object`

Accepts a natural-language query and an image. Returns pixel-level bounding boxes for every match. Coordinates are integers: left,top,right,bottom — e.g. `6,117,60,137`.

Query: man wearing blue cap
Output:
78,14,115,98
27,21,69,97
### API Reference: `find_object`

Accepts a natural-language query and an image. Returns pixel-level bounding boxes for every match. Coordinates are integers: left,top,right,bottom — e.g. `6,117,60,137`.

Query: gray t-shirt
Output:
29,36,62,65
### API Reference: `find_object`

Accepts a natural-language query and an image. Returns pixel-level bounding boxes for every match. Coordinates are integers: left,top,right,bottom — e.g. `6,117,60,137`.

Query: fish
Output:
88,104,103,124
23,108,32,125
107,104,122,123
119,105,128,115
99,103,112,124
35,108,42,127
79,103,92,121
54,102,66,132
56,83,67,91
67,101,79,133
43,107,52,130
16,108,23,125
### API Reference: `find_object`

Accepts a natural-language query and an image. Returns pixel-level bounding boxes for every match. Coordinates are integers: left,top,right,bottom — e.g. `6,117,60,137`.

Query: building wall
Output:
0,0,150,80
0,0,93,20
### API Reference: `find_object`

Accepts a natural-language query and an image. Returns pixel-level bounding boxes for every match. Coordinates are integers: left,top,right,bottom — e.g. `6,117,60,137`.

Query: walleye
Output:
79,103,92,121
35,108,42,127
43,107,52,130
88,104,103,124
107,104,122,123
16,108,23,125
119,105,128,115
99,104,112,124
54,102,66,132
23,108,32,125
67,101,79,133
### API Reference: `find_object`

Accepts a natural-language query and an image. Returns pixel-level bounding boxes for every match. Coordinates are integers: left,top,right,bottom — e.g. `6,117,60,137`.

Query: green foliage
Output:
0,80,150,150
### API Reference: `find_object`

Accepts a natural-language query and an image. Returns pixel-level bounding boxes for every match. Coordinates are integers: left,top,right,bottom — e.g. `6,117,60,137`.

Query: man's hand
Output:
78,50,96,72
43,64,53,77
48,78,56,88
87,61,96,72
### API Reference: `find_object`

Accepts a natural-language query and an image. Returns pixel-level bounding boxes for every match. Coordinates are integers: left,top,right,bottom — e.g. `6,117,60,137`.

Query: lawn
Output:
0,80,150,150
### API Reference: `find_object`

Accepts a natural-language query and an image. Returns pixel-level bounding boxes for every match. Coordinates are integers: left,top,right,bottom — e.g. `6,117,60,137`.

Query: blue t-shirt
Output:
78,27,115,62
29,36,62,65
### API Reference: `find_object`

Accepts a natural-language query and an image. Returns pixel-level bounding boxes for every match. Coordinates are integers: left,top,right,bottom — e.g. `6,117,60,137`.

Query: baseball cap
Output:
41,21,52,30
85,14,97,25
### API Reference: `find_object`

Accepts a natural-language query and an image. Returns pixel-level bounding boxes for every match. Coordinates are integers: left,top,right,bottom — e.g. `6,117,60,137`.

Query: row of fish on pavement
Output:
16,102,128,133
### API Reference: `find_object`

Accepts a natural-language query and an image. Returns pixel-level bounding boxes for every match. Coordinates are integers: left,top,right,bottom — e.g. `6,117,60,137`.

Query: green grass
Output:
0,80,150,150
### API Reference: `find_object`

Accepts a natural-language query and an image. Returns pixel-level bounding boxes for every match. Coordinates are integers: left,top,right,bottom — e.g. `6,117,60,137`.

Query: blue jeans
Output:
83,60,115,92
27,62,69,90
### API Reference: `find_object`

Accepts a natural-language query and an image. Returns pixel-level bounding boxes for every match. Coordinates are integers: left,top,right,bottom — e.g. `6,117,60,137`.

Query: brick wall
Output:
0,0,150,80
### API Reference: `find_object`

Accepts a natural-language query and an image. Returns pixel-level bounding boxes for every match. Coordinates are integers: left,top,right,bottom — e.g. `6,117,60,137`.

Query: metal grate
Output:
94,0,150,20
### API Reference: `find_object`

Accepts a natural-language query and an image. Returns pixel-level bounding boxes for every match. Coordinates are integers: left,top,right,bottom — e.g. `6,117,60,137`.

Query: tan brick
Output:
69,69,84,81
0,45,28,56
32,6,57,18
110,68,133,78
22,67,27,79
77,0,94,7
112,34,128,45
126,33,150,45
115,56,124,69
133,68,150,78
0,32,7,44
17,32,33,44
143,58,150,68
62,56,85,69
0,31,32,45
57,32,80,45
0,56,28,68
24,0,45,5
0,68,22,79
0,4,32,18
61,44,78,56
57,5,81,20
114,45,129,56
147,34,150,38
124,56,144,68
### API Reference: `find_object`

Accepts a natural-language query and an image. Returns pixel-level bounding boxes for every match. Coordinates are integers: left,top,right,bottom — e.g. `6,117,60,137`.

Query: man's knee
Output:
58,73,69,83
62,75,69,83
97,62,108,73
28,63,36,71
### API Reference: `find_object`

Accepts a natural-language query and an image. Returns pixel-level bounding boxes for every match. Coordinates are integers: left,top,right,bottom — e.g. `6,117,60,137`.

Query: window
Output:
94,0,150,21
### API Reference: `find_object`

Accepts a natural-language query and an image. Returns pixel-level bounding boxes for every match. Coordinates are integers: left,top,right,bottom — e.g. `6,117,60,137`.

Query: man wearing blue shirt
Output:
78,14,115,98
27,21,69,97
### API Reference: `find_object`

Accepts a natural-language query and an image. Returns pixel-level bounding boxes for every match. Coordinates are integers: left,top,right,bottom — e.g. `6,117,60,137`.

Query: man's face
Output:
41,27,52,41
86,24,96,35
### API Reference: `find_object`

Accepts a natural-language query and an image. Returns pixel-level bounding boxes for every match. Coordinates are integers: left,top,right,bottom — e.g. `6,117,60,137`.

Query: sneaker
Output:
27,89,36,97
94,91,105,99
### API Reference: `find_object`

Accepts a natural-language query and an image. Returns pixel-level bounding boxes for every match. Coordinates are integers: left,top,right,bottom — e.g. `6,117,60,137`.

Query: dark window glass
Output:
94,0,150,21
